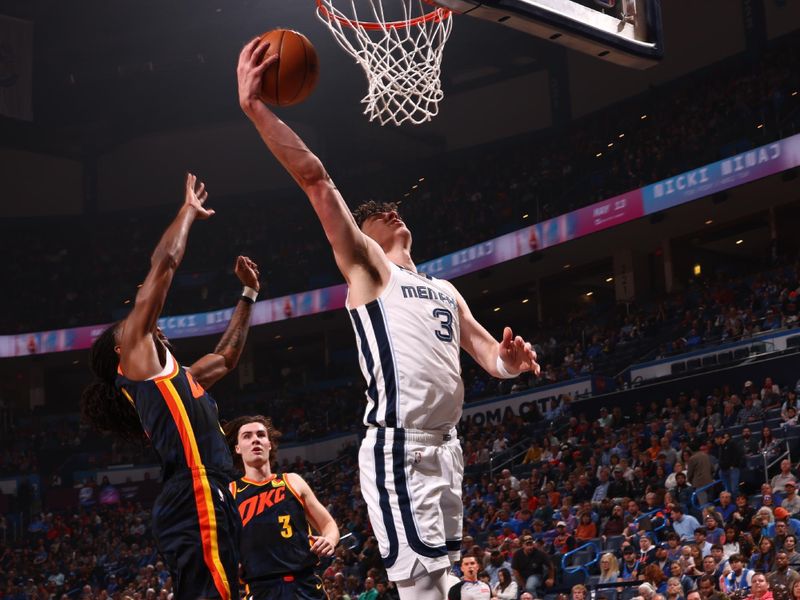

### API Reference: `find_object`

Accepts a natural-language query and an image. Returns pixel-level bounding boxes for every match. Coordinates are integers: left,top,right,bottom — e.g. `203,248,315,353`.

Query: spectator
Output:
687,446,715,504
359,577,378,600
714,433,744,496
742,428,760,456
774,462,798,495
783,482,800,516
599,553,620,584
751,538,778,573
671,505,702,542
767,551,800,600
667,577,686,600
575,512,598,543
785,536,800,571
722,554,754,596
697,575,723,600
746,573,775,600
491,568,518,600
511,535,555,597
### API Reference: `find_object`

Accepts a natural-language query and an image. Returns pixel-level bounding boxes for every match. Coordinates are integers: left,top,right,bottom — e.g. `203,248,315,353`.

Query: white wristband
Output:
241,286,258,304
496,355,518,379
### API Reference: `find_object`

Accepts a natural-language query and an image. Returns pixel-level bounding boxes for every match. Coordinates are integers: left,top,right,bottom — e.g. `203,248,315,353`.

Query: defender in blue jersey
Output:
81,174,260,600
238,40,540,600
224,415,339,600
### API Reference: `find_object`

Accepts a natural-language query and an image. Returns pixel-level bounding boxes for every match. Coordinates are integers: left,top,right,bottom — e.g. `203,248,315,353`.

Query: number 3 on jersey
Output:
432,308,453,342
278,514,293,538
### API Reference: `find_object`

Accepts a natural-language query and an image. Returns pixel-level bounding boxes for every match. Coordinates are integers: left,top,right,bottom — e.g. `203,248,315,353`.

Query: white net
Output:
316,0,453,126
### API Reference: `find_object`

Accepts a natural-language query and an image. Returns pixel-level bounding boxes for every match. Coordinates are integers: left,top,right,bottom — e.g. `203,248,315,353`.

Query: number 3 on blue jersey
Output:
432,308,454,342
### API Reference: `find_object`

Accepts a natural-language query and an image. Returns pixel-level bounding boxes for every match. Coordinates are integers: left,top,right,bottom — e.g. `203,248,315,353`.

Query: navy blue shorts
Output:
152,472,241,600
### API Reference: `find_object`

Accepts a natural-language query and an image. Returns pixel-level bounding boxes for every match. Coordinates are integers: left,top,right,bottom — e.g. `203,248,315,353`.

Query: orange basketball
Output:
258,29,320,107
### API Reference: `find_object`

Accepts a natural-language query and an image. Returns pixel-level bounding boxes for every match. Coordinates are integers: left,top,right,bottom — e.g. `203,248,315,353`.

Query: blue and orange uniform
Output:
229,473,327,600
117,350,241,600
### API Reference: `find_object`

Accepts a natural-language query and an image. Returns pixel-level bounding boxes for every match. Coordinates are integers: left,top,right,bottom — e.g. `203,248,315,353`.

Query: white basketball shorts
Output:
359,426,464,581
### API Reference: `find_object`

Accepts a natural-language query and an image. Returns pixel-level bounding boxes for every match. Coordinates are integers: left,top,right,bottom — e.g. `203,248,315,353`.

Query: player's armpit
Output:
187,353,228,391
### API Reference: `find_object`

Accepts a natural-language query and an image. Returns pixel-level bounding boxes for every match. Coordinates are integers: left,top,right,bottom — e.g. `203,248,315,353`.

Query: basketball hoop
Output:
316,0,453,126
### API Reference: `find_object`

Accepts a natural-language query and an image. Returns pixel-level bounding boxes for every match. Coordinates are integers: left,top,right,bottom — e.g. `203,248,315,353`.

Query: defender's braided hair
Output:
79,322,145,440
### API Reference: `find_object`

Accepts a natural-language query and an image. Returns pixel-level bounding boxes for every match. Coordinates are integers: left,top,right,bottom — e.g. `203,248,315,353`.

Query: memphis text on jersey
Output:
400,284,457,311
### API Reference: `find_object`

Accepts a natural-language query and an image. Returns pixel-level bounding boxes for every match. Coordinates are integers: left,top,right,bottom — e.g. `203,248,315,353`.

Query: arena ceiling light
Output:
736,239,744,245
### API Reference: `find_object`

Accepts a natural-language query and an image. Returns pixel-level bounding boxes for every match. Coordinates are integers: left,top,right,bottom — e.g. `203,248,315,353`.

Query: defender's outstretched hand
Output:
184,173,214,219
498,326,541,376
234,256,260,292
237,37,279,113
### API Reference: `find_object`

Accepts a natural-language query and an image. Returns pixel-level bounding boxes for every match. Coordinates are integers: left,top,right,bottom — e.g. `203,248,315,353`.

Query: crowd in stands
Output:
1,33,798,335
2,254,799,499
5,371,800,599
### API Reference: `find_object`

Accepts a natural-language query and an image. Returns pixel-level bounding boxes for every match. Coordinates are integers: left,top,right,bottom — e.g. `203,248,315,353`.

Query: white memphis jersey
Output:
346,263,464,431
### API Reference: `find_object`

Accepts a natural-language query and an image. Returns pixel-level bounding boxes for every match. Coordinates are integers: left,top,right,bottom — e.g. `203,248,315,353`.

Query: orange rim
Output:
316,0,451,31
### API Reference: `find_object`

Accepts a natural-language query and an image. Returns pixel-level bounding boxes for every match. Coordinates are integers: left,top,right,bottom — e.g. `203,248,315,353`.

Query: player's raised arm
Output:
189,256,259,390
236,38,387,286
448,283,541,380
119,173,213,380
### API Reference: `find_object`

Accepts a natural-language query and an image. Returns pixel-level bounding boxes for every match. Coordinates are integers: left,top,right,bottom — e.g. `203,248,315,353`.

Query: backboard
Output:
432,0,664,69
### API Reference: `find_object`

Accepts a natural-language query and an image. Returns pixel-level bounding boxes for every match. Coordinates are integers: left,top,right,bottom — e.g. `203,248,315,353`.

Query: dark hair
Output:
497,568,511,588
352,200,400,228
698,575,716,587
223,415,282,472
80,322,145,440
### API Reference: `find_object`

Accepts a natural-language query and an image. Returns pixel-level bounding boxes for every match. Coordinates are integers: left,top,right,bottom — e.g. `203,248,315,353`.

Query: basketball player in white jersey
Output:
237,38,540,600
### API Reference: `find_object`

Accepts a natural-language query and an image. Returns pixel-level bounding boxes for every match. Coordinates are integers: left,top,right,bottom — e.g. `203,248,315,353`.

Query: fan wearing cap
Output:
511,535,555,597
782,481,800,516
773,461,799,495
609,465,633,499
620,545,641,581
552,521,576,554
765,508,800,538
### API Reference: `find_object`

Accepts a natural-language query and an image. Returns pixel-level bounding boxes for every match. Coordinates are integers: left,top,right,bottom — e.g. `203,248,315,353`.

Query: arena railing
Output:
691,479,726,512
561,540,602,579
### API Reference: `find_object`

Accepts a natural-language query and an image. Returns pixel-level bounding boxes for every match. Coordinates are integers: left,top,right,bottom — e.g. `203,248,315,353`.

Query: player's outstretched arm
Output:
189,256,259,390
285,473,340,557
449,284,541,379
120,173,214,380
236,38,386,285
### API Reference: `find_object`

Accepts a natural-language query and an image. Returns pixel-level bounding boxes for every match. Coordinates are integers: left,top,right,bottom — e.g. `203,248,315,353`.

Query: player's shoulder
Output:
282,472,307,490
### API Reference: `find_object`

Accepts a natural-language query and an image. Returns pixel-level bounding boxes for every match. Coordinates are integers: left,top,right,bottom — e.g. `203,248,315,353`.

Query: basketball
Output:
258,29,320,107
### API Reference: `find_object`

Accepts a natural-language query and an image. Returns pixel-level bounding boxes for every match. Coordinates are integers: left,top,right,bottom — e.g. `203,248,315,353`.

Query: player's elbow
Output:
299,164,332,193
